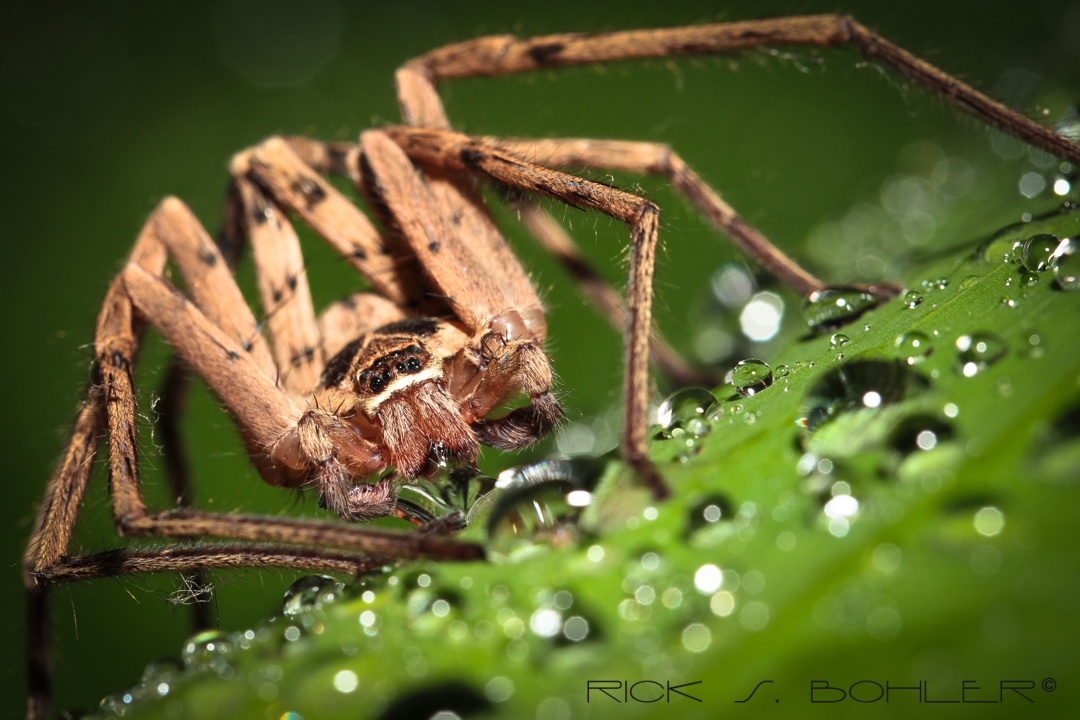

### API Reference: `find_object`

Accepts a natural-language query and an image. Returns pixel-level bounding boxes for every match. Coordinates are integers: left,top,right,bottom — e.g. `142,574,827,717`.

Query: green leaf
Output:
101,212,1080,719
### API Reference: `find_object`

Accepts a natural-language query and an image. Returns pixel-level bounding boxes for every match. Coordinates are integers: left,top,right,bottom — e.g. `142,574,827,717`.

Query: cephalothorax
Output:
23,14,1080,719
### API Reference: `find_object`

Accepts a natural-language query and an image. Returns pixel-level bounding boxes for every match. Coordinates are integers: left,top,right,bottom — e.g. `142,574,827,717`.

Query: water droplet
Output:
282,575,344,616
803,287,878,333
731,358,773,397
396,465,496,526
774,364,790,379
656,387,716,436
921,277,949,291
1055,240,1080,290
890,415,954,454
895,331,932,365
802,360,927,431
829,333,849,350
1020,233,1060,272
956,333,1007,377
687,495,735,534
486,458,603,558
959,275,980,290
903,291,923,309
181,630,234,675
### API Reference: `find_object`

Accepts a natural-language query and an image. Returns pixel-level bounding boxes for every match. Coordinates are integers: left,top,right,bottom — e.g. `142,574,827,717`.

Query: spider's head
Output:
320,321,478,478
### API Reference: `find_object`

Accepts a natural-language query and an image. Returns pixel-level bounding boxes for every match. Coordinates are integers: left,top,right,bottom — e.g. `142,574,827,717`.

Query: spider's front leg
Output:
358,131,564,455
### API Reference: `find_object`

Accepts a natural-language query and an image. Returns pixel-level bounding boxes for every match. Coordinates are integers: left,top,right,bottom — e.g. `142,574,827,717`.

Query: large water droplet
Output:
1055,239,1080,290
1020,233,1060,272
956,333,1007,377
829,333,849,349
895,331,932,365
656,387,716,437
486,458,604,558
396,465,496,526
959,275,980,290
804,287,878,333
282,575,344,616
802,360,928,431
731,359,772,397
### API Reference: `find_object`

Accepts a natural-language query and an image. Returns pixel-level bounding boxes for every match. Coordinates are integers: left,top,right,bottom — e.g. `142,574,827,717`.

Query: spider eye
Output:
404,357,422,373
370,372,390,392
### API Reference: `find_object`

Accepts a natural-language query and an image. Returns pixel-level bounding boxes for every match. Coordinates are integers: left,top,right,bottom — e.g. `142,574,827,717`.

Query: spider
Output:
22,14,1080,719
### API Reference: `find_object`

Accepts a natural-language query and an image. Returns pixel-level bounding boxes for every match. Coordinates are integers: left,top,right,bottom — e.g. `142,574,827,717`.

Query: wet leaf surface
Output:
94,213,1080,719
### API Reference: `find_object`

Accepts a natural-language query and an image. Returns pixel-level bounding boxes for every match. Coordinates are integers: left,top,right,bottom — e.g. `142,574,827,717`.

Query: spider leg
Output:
233,177,324,396
385,128,666,498
399,15,1080,164
23,385,105,720
515,204,720,387
231,138,425,308
34,543,388,585
502,138,833,295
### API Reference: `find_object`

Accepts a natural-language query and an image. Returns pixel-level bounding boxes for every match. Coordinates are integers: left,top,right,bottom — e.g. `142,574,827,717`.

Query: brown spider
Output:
22,14,1080,719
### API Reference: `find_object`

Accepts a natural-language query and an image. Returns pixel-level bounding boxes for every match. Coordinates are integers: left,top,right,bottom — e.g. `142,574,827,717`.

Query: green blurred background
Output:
2,0,1078,716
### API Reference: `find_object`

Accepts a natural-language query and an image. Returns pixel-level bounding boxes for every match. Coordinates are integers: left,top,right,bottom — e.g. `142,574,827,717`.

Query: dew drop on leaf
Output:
656,387,717,436
731,358,772,397
1020,233,1060,273
895,331,932,365
803,287,877,332
283,575,344,616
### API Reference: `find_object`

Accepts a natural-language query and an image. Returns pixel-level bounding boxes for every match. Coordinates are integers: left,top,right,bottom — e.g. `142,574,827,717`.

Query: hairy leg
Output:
386,127,667,498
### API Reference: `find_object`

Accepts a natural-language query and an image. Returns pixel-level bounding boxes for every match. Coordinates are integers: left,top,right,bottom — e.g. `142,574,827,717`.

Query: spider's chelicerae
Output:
22,15,1080,719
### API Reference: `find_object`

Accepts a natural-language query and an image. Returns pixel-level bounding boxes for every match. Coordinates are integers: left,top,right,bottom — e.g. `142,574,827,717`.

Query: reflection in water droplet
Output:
895,331,932,365
731,358,772,397
1020,233,1060,272
804,287,878,332
829,333,849,349
283,575,344,616
903,291,923,309
486,458,604,558
775,364,790,379
656,387,717,437
956,332,1007,377
1055,239,1080,290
